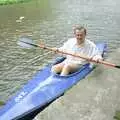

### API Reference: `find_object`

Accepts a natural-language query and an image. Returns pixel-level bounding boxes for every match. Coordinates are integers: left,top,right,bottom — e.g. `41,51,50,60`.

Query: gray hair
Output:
73,25,87,35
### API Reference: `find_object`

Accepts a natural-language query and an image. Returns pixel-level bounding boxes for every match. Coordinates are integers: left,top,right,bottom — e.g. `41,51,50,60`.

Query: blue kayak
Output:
0,43,107,120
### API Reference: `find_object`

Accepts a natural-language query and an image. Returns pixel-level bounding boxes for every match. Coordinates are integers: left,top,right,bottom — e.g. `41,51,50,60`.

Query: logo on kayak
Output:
15,91,27,103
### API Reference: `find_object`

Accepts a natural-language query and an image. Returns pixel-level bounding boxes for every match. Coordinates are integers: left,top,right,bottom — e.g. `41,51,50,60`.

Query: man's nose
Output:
78,36,82,39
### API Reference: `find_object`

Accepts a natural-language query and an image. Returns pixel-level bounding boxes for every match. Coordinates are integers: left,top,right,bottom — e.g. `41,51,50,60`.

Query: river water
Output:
0,0,120,120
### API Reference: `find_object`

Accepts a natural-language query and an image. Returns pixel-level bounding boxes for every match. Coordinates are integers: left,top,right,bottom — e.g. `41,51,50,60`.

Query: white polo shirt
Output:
59,38,102,65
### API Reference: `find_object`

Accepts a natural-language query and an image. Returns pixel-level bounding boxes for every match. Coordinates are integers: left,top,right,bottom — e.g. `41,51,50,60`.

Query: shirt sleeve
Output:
58,39,72,52
90,44,102,60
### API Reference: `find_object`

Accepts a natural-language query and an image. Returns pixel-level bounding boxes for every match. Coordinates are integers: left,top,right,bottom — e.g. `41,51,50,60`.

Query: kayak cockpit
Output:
51,57,92,77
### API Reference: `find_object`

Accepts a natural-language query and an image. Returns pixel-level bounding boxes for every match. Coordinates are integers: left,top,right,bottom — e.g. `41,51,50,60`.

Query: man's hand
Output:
92,55,103,63
51,47,59,53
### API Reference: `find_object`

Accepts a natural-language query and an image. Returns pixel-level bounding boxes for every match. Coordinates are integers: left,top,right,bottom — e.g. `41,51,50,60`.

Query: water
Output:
0,0,120,119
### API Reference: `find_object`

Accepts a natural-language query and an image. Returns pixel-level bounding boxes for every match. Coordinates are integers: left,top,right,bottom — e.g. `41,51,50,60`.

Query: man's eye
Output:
77,34,81,36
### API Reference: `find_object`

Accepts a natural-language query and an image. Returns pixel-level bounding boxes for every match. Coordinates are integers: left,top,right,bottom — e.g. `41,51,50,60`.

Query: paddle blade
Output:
115,66,120,69
17,37,36,48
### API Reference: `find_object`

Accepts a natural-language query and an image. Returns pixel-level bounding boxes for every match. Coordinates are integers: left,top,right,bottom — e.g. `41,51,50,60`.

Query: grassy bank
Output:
0,0,31,5
114,111,120,120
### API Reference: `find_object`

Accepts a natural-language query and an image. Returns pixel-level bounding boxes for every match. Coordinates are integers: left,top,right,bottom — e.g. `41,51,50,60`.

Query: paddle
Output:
17,37,120,69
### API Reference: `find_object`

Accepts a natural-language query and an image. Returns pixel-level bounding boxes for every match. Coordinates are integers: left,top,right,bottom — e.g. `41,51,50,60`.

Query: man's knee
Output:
64,64,74,70
63,64,80,72
51,64,62,73
62,64,72,72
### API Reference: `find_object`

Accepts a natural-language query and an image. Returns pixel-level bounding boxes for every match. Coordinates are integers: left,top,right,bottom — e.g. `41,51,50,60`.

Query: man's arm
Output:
91,45,103,62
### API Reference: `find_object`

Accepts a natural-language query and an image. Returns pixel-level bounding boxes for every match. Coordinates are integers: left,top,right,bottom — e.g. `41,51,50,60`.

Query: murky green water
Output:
0,0,120,119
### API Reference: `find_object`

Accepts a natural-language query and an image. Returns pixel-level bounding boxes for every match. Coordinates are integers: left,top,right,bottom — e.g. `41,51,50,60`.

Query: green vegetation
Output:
0,0,31,5
0,101,5,106
114,111,120,120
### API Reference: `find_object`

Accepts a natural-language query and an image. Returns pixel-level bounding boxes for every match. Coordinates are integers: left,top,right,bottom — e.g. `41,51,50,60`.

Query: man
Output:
51,25,103,76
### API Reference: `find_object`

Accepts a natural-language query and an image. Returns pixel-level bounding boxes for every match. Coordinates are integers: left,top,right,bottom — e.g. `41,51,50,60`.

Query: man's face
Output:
74,29,86,44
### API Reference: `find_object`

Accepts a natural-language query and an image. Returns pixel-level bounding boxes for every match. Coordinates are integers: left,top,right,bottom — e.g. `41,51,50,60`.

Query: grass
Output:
0,0,31,5
114,111,120,120
0,101,5,106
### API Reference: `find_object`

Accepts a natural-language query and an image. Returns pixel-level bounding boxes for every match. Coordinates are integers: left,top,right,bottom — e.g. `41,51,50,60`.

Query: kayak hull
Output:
0,43,107,120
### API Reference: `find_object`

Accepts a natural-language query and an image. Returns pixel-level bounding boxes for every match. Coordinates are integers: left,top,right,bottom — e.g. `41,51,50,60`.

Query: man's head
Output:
73,25,86,44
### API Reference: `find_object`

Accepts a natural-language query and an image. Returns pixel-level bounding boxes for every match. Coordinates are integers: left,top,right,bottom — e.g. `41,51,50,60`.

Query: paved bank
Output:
34,49,120,120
